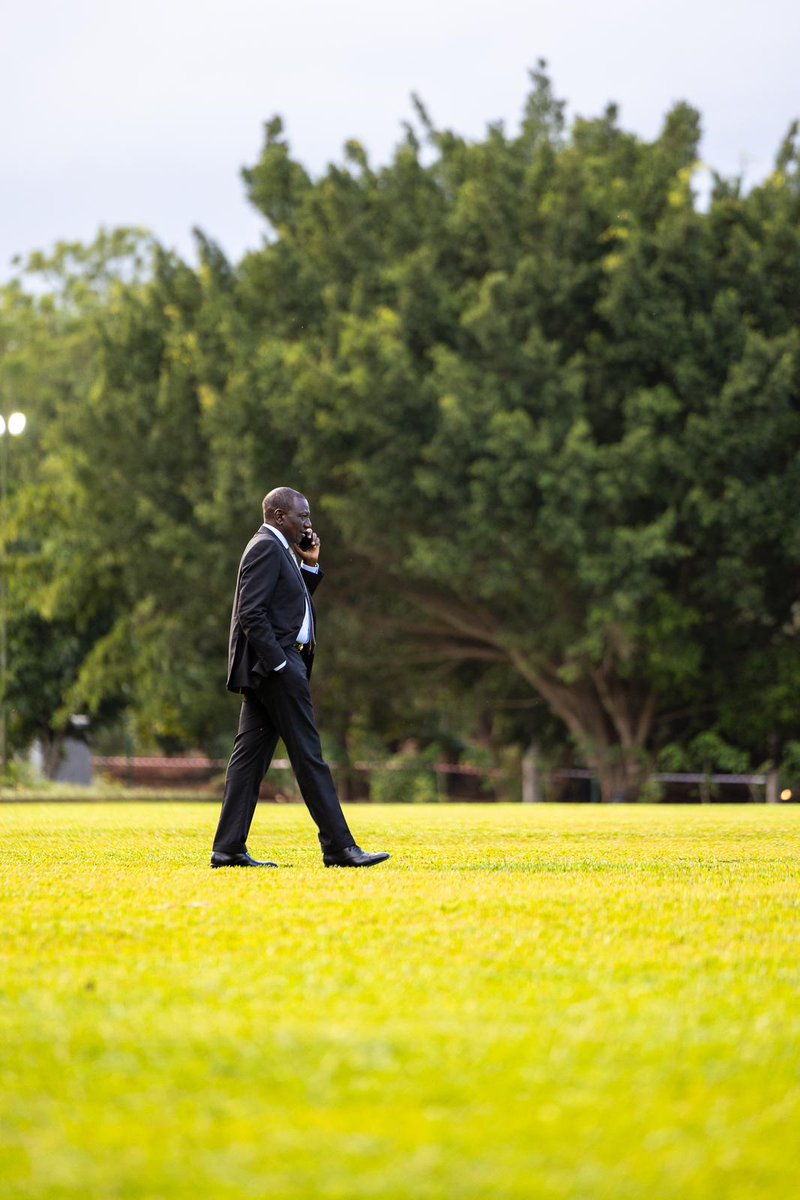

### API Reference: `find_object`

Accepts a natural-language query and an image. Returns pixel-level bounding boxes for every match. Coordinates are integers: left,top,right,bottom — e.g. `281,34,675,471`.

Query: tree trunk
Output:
594,756,645,804
507,650,654,802
700,762,712,804
405,599,657,804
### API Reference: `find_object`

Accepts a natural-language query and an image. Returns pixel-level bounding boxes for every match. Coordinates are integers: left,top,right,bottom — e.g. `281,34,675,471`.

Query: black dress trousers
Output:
212,648,353,855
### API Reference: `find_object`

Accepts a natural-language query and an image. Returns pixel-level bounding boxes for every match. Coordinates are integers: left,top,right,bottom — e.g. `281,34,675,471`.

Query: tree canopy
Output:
4,67,800,797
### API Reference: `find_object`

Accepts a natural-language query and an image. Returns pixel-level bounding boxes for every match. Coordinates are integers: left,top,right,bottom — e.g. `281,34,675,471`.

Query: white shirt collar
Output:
263,522,289,550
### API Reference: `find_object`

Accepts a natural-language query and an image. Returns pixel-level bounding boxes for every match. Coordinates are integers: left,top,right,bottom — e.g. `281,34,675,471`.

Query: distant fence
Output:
92,755,793,803
94,756,227,788
548,769,780,804
93,755,503,801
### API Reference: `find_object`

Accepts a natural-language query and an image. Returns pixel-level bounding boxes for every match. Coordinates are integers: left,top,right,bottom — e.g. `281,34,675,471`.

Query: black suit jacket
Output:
226,527,323,693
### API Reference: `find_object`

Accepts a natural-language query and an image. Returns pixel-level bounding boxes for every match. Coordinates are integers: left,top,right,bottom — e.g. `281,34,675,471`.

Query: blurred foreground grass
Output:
1,802,798,1199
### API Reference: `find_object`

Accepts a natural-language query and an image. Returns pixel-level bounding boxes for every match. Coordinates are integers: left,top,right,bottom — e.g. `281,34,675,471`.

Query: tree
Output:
1,231,155,771
239,67,800,798
7,70,800,799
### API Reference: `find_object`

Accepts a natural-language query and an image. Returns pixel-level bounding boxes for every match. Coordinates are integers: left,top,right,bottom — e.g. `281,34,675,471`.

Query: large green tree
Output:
6,70,800,799
238,69,800,798
1,231,156,767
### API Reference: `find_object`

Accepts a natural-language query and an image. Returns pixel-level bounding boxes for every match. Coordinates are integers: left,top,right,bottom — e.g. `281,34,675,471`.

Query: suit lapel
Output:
265,527,300,576
265,528,310,596
264,527,315,647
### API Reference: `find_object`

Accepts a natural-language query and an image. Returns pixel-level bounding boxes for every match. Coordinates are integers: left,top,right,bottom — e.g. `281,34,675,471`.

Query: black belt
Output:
293,641,312,654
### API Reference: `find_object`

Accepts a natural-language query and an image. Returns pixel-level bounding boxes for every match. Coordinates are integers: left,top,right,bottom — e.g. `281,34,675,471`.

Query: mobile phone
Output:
298,530,315,551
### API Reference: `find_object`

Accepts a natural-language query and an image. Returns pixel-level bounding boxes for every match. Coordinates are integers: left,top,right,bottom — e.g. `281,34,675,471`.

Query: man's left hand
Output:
295,531,321,567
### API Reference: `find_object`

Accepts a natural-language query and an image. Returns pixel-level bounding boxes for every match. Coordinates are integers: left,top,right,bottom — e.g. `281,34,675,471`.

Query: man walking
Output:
211,487,390,869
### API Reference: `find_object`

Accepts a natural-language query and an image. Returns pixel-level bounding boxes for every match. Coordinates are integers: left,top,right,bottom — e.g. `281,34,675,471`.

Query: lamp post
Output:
0,411,27,773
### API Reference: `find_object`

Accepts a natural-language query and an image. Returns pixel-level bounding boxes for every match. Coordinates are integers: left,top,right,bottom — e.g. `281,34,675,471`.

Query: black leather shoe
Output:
323,845,390,868
210,850,278,868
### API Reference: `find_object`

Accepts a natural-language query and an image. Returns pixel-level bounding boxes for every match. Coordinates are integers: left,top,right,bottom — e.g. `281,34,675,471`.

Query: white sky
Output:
1,0,798,278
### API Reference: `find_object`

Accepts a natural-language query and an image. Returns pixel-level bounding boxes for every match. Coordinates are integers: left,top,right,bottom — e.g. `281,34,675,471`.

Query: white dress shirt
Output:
263,523,318,671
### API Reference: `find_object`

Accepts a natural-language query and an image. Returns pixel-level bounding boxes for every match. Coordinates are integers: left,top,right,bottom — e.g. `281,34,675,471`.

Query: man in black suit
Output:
211,486,390,869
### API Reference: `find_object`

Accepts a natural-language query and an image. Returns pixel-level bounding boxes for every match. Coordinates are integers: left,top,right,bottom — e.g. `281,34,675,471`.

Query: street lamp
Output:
0,413,27,438
0,411,27,773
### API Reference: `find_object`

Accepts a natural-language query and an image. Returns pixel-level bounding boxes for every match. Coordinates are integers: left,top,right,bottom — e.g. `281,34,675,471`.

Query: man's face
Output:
278,495,312,545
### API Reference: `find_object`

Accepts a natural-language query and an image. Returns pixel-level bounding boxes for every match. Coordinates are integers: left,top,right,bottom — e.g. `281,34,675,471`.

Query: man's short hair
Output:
262,487,304,522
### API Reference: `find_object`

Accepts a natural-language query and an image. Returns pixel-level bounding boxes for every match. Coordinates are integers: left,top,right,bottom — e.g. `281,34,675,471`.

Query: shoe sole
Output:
323,854,390,868
210,862,279,869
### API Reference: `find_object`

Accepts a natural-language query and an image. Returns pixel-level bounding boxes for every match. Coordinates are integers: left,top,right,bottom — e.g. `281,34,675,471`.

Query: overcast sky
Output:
1,0,797,279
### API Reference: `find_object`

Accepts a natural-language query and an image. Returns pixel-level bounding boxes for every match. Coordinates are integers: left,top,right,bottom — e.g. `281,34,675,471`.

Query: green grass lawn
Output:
1,802,798,1199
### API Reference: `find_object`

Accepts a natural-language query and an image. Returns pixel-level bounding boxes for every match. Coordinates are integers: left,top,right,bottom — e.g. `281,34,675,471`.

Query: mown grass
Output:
1,802,798,1199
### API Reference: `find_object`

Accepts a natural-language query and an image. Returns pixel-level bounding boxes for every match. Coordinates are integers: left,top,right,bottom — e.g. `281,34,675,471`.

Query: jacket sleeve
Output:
300,563,324,596
236,538,287,672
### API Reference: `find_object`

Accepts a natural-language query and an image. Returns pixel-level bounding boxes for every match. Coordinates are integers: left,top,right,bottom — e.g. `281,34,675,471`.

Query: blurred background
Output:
2,0,800,803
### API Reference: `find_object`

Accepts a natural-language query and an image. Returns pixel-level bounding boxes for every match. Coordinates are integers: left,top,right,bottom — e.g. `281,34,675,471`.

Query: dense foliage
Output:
3,68,800,796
